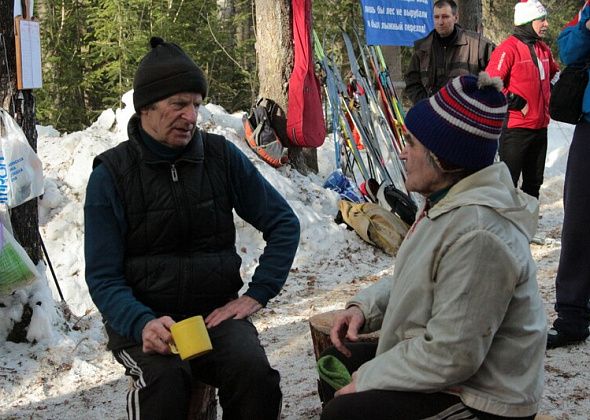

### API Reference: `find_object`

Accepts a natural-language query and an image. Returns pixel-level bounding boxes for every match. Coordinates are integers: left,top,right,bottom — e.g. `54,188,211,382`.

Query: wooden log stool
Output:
187,381,216,420
309,309,379,362
127,378,216,420
309,309,379,404
309,310,552,420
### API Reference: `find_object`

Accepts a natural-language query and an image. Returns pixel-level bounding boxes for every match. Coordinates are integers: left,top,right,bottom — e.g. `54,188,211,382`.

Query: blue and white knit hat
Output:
404,72,507,170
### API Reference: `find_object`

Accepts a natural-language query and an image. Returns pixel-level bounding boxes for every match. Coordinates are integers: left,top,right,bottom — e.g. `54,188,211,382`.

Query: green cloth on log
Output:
317,355,352,390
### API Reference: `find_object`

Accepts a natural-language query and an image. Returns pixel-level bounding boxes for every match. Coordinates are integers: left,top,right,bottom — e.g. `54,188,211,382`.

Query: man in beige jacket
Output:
320,73,546,420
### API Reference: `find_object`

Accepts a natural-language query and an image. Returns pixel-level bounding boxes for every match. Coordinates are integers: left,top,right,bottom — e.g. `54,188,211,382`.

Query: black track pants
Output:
498,127,548,199
318,343,535,420
113,318,281,420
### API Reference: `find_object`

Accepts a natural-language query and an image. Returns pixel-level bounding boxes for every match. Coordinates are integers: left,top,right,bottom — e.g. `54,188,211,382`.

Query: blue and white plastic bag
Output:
0,109,44,208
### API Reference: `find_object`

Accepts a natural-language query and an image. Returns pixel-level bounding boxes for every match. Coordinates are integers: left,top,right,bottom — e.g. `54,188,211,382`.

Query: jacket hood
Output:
428,163,539,240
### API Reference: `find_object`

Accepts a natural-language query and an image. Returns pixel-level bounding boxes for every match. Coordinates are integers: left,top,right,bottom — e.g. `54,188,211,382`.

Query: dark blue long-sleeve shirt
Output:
557,5,590,122
84,131,300,342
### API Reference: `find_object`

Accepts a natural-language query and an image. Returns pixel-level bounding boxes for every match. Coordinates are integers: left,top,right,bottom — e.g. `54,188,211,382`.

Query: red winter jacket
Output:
486,35,558,129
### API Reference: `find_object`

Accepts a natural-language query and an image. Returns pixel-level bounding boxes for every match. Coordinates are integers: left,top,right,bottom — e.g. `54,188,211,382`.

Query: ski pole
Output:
38,230,64,302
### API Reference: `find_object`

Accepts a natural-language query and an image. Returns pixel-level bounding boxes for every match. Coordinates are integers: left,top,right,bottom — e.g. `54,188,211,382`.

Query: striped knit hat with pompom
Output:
404,72,507,170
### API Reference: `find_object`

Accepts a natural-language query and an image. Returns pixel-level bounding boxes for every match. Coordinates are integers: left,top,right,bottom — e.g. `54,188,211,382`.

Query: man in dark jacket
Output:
84,37,300,420
486,0,559,200
404,0,494,105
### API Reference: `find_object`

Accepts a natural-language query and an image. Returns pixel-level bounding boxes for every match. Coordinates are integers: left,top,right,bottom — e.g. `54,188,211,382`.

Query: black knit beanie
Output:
133,37,208,110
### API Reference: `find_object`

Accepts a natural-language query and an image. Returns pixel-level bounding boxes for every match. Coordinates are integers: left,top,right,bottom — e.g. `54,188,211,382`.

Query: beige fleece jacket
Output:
348,163,546,417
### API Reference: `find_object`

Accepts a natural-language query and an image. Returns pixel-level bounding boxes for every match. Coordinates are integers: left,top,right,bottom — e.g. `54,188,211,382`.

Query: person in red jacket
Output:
486,0,559,199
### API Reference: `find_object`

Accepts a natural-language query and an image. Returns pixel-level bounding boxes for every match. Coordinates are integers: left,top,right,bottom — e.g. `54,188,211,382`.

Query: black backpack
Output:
550,65,589,124
242,98,289,167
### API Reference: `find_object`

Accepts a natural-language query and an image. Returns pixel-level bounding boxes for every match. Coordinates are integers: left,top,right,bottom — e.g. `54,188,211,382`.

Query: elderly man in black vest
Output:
84,37,300,420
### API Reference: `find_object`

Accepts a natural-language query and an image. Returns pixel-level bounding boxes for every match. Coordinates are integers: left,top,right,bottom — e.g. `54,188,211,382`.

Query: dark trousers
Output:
499,127,548,199
554,120,590,335
319,343,535,420
112,318,281,420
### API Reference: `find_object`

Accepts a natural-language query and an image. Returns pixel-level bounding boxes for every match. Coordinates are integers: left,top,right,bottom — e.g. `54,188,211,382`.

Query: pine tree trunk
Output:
254,0,292,114
1,1,42,264
1,1,43,343
254,0,318,174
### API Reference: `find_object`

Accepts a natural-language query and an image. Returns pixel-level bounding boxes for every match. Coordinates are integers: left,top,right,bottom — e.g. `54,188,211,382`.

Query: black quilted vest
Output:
94,116,242,319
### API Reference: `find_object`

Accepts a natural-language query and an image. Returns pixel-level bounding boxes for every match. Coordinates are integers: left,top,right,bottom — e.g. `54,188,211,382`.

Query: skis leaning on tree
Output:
314,29,417,210
313,31,370,192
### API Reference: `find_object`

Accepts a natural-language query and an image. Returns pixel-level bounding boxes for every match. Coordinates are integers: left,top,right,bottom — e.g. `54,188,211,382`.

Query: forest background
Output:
37,0,583,134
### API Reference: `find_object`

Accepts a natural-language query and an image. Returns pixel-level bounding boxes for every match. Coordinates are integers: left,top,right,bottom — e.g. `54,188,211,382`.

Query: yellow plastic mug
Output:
169,315,213,360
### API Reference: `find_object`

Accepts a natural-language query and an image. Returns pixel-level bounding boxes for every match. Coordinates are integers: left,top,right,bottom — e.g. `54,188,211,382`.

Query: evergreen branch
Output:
206,13,247,73
173,0,186,23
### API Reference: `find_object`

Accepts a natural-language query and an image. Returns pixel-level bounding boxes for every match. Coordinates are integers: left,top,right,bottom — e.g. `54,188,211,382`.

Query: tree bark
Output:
458,0,483,33
254,0,292,113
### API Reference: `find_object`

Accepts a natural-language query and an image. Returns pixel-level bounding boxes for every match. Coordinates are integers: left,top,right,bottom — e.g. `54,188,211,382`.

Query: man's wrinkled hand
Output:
329,306,365,357
205,295,262,328
142,316,175,355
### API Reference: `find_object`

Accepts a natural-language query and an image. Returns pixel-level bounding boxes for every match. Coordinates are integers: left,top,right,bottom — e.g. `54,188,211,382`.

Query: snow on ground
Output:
0,93,588,419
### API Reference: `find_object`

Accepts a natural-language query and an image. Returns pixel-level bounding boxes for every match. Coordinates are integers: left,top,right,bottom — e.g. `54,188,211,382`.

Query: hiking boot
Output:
546,328,589,349
530,233,545,245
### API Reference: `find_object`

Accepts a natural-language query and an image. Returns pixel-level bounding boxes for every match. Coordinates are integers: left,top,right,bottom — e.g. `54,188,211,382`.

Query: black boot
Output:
546,327,589,349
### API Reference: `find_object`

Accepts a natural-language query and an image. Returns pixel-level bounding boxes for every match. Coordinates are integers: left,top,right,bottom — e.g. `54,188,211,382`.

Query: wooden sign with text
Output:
14,0,42,90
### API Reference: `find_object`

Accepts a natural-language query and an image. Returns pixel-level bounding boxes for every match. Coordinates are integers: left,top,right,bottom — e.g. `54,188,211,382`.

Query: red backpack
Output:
286,0,326,148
